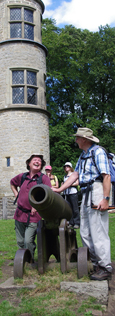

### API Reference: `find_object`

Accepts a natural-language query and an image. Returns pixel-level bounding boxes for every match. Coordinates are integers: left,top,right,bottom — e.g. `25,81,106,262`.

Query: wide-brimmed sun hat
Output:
63,162,72,168
73,127,99,143
26,153,46,170
45,165,52,171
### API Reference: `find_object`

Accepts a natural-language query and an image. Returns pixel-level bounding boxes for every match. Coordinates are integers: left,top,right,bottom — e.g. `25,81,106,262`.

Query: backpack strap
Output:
91,145,108,182
36,173,43,184
14,172,44,204
21,172,29,185
13,172,29,205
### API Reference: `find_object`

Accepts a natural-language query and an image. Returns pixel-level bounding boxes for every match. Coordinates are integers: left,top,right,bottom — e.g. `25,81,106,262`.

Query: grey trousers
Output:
80,182,112,272
15,220,37,260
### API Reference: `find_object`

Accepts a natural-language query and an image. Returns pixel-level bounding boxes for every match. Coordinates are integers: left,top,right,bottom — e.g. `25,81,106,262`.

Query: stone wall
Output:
0,110,50,197
0,41,47,110
0,197,16,219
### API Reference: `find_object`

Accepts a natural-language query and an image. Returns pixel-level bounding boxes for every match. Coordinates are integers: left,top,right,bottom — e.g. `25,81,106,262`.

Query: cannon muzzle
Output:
29,184,72,221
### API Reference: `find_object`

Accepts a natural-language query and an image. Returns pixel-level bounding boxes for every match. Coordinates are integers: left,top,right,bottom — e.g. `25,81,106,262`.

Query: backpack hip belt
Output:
80,178,102,208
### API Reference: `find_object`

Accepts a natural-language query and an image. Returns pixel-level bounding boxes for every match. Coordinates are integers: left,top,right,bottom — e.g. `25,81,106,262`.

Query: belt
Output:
17,206,31,227
80,179,102,207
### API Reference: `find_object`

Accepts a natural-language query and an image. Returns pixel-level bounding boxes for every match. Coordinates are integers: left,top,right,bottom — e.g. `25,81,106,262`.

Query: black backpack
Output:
14,172,43,205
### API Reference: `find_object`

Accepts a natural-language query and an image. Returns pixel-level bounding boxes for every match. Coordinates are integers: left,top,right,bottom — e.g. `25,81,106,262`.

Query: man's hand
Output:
31,207,37,215
97,199,109,211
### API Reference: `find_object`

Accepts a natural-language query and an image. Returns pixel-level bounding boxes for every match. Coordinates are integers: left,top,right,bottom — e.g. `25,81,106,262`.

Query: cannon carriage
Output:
14,184,91,279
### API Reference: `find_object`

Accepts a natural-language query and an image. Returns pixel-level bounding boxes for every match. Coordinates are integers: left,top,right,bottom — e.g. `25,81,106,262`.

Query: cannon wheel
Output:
77,247,90,279
14,249,32,279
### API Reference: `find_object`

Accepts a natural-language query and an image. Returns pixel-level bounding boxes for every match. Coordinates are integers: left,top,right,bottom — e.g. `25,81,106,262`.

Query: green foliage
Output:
49,113,82,183
42,20,115,175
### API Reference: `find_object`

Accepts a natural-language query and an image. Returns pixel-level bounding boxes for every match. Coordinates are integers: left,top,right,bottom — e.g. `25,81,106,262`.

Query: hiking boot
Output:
74,225,80,229
90,264,99,275
90,266,112,281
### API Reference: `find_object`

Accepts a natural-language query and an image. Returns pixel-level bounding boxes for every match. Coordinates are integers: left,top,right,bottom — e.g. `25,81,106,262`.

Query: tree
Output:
42,20,115,176
49,113,82,183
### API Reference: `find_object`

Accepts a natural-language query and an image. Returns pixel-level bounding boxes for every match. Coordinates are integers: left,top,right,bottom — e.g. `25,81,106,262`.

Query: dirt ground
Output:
0,260,115,315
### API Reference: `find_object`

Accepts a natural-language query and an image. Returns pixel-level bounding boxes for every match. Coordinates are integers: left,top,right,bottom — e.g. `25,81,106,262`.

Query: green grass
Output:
0,215,115,316
108,213,115,260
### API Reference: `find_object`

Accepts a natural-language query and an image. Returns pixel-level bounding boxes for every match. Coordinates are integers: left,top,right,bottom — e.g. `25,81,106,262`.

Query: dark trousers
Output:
15,220,37,260
66,193,80,226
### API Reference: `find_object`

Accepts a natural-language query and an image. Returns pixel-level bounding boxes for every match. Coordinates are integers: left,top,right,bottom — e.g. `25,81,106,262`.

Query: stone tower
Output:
0,0,50,218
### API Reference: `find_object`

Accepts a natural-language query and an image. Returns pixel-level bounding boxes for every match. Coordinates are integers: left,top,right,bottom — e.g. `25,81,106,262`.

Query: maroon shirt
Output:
10,172,51,223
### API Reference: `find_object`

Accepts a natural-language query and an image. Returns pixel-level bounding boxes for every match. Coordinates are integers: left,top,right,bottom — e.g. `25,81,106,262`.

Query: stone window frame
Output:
2,156,14,171
10,68,39,106
8,5,36,40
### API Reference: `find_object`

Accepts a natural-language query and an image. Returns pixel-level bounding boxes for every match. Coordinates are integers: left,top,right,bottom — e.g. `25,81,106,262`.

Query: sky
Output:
42,0,115,32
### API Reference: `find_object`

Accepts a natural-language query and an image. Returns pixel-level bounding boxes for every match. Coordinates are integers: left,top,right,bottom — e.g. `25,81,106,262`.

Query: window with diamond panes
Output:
27,71,37,105
10,8,21,21
24,9,33,23
27,87,37,104
12,70,37,105
12,70,24,104
27,71,36,85
10,7,34,40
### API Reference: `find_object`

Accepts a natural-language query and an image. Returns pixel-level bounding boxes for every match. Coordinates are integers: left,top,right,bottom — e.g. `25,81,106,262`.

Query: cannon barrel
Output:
29,184,72,221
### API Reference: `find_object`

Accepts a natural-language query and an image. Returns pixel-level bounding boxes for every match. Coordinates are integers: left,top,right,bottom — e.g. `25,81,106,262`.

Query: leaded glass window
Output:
27,88,37,104
13,87,24,104
12,70,24,84
10,7,34,40
27,71,36,86
24,24,34,40
10,23,22,38
10,8,21,21
12,70,37,105
24,9,33,23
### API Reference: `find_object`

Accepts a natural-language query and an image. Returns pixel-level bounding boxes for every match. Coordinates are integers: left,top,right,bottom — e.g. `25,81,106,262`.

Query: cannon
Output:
14,184,91,278
29,184,72,222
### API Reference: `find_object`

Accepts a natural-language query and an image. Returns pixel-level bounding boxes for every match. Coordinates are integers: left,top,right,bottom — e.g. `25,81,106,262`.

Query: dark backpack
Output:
14,172,43,204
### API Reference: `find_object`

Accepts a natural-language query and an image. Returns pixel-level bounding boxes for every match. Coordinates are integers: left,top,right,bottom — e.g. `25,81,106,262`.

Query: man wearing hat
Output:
10,154,51,262
52,127,112,281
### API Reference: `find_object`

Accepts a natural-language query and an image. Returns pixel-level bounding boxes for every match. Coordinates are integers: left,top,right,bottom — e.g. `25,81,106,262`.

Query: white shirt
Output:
63,173,77,195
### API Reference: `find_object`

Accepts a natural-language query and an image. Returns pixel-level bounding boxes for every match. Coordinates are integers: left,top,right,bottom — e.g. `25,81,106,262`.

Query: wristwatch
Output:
103,196,110,201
